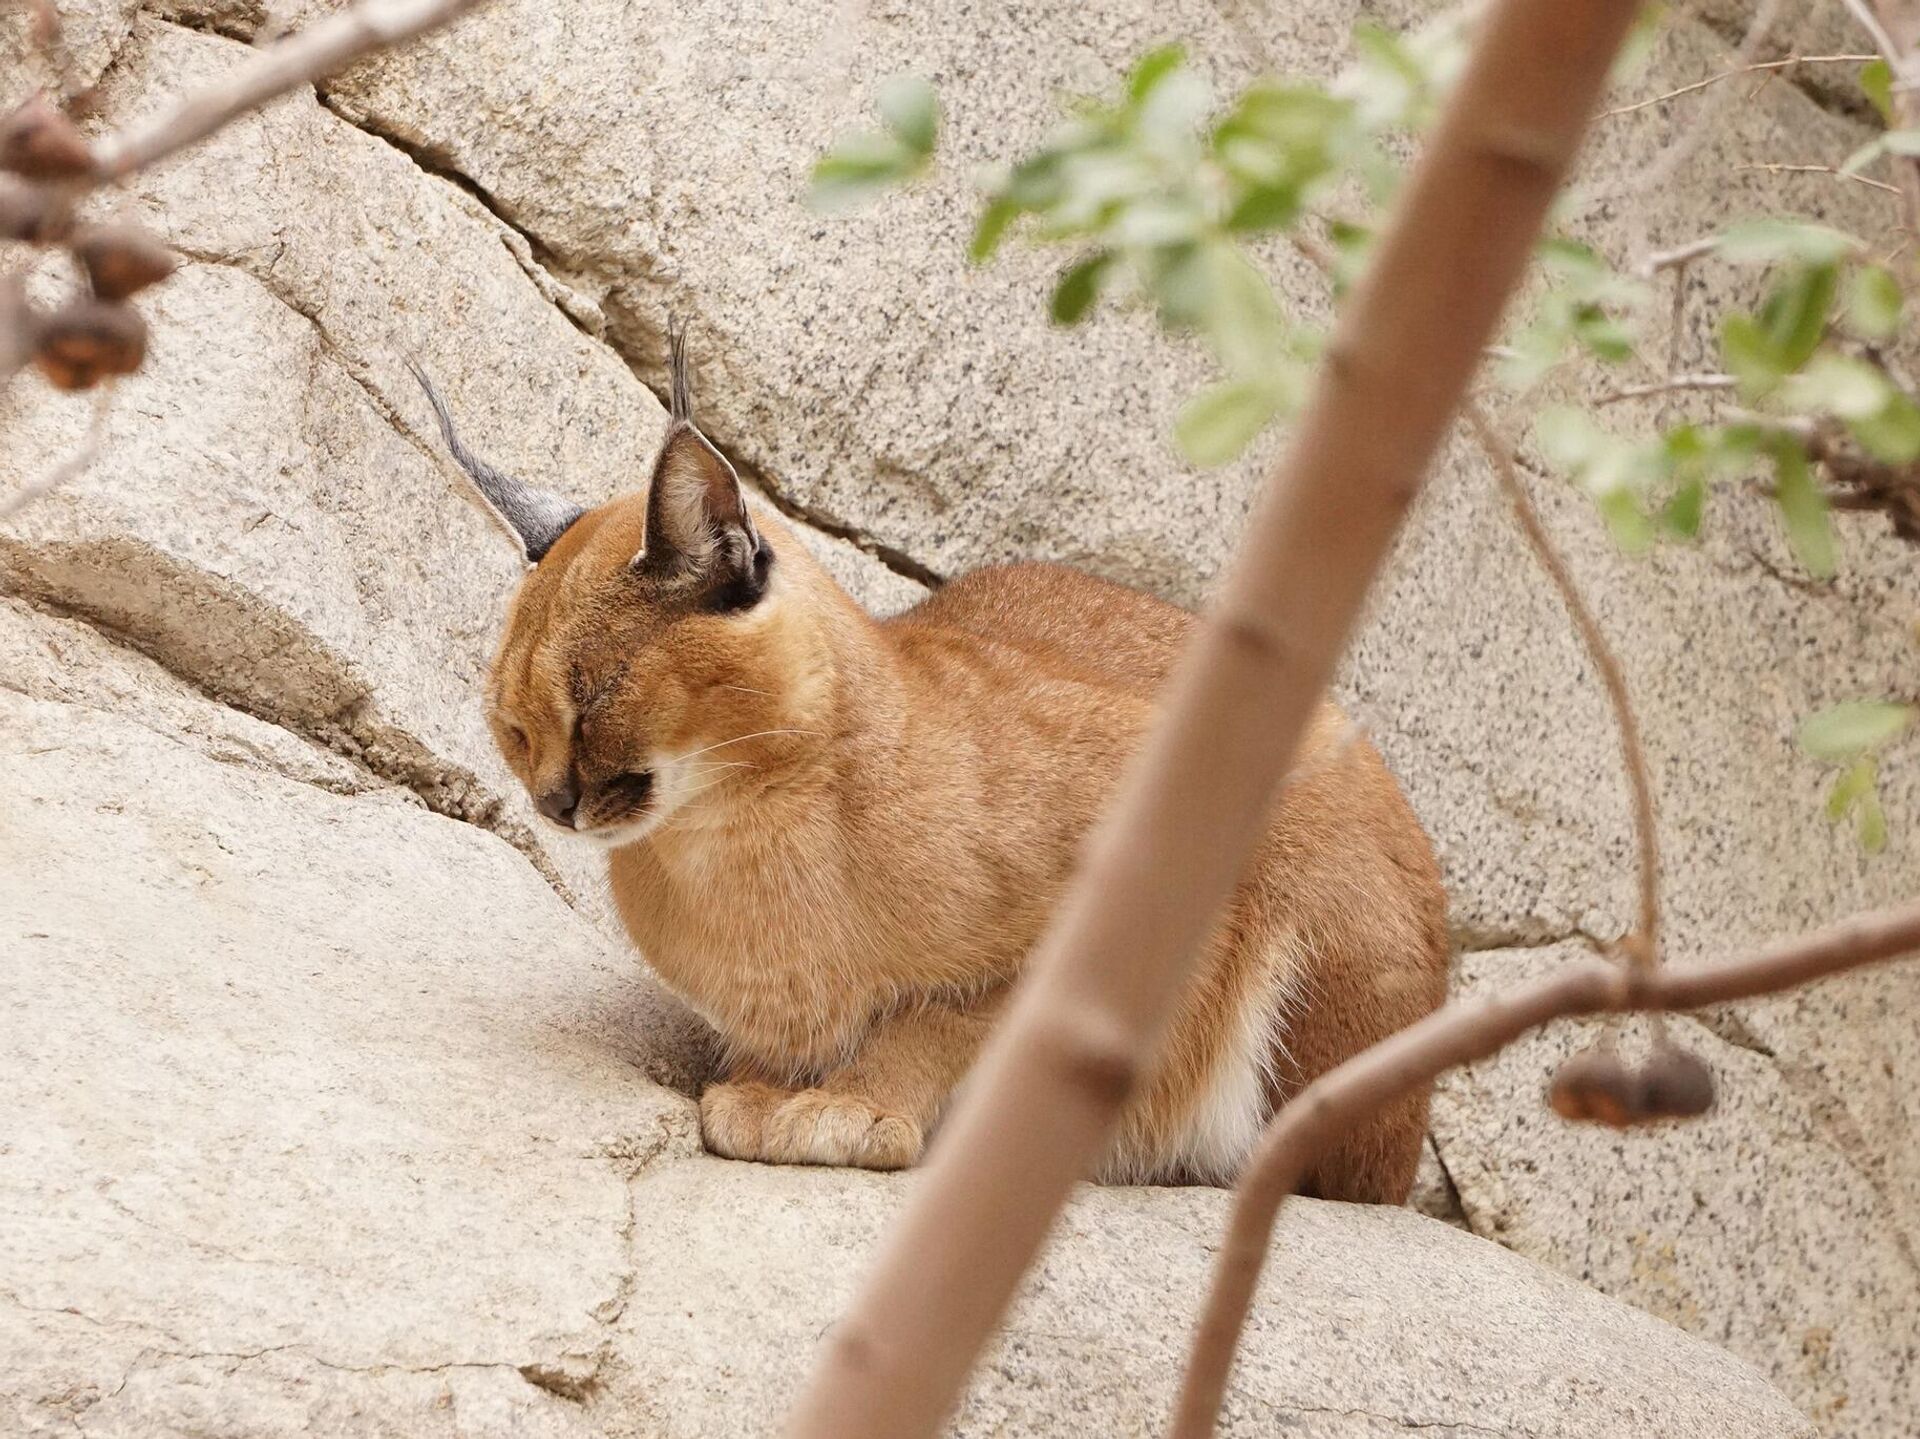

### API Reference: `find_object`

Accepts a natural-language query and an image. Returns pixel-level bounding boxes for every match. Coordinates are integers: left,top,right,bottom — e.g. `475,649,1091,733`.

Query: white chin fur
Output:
562,753,706,849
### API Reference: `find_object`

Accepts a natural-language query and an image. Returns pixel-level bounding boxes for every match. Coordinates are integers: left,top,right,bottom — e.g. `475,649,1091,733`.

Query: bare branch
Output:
1465,402,1660,967
1171,896,1920,1439
1600,54,1878,119
90,0,486,184
1594,372,1737,406
1638,235,1720,276
1736,161,1903,196
782,5,1644,1437
1596,0,1784,261
0,379,113,521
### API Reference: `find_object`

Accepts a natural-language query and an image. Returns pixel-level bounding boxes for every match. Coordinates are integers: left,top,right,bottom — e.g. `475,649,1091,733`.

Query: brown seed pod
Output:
1640,1046,1715,1119
73,224,177,301
1547,1046,1643,1128
0,179,67,244
32,298,147,390
0,96,97,182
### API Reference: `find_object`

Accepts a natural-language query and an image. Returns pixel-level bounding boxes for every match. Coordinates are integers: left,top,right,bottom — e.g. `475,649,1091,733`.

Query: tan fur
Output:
480,482,1449,1200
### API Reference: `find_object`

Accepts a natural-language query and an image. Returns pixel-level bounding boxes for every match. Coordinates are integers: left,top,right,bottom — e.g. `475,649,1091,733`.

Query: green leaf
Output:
1721,312,1784,396
1135,67,1211,154
806,132,920,212
1596,488,1657,553
1127,44,1187,104
1759,262,1838,373
1049,251,1113,325
969,197,1019,264
1798,703,1913,764
1661,475,1705,539
1108,195,1205,247
1845,265,1904,342
1535,406,1607,471
1888,130,1920,157
1849,390,1920,464
1175,379,1281,466
1841,137,1886,176
1225,183,1302,232
876,76,939,155
1717,219,1861,266
1771,439,1836,578
1861,59,1894,124
1196,243,1287,377
1858,788,1889,853
1004,151,1070,208
1572,305,1635,363
1783,354,1897,420
1826,756,1876,822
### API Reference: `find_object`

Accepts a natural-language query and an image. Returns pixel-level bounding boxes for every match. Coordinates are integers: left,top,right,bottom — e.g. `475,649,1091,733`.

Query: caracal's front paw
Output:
767,1089,923,1169
699,1081,923,1170
699,1080,782,1161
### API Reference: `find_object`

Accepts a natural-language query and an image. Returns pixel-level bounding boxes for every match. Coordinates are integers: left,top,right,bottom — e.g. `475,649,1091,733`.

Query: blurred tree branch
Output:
3,0,488,518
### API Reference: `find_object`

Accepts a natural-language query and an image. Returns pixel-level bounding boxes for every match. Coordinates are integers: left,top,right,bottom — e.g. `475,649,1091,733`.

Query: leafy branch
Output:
807,6,1920,850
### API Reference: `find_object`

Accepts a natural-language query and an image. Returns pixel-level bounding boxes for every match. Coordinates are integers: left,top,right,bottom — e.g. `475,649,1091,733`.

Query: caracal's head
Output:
414,324,835,848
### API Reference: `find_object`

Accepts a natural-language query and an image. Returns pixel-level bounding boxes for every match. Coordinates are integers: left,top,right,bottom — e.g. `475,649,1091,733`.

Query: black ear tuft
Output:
409,360,584,564
635,322,770,609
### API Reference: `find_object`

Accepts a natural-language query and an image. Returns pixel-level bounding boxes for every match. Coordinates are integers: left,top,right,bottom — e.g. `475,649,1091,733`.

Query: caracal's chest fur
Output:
609,564,1169,1078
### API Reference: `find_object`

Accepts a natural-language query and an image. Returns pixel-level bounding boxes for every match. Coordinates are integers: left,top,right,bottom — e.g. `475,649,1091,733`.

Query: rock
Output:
0,0,139,103
0,17,923,941
606,1156,1814,1438
0,594,705,1436
0,598,1810,1435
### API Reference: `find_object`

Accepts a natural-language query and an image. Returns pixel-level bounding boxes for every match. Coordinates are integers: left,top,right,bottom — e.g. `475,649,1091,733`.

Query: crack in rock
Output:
301,70,945,592
0,568,579,909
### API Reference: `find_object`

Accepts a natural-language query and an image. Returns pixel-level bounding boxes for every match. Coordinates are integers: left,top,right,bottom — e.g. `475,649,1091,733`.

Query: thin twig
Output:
1593,0,1784,259
1170,895,1920,1439
1594,372,1736,406
1465,402,1659,970
90,0,486,183
1639,235,1720,277
0,380,114,521
1600,54,1877,118
1736,162,1903,196
1664,263,1689,374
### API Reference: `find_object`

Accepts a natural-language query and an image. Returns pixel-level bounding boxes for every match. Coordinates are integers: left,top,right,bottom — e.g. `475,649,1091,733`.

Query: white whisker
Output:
677,727,822,761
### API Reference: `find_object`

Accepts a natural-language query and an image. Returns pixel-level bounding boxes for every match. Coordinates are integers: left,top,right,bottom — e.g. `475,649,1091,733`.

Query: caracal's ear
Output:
634,319,771,609
409,361,585,565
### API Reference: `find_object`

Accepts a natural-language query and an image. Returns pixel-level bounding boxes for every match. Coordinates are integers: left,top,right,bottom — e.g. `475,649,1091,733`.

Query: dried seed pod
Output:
0,96,97,182
73,224,176,301
32,298,146,390
1547,1046,1642,1127
0,179,66,244
1640,1046,1715,1119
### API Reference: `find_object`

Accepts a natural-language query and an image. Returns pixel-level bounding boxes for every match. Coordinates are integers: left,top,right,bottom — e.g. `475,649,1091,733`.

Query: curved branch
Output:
1170,896,1920,1439
1465,401,1660,966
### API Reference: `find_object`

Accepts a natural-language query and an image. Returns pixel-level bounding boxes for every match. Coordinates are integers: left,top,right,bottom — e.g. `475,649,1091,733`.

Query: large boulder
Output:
4,1,1915,1433
0,596,1810,1438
